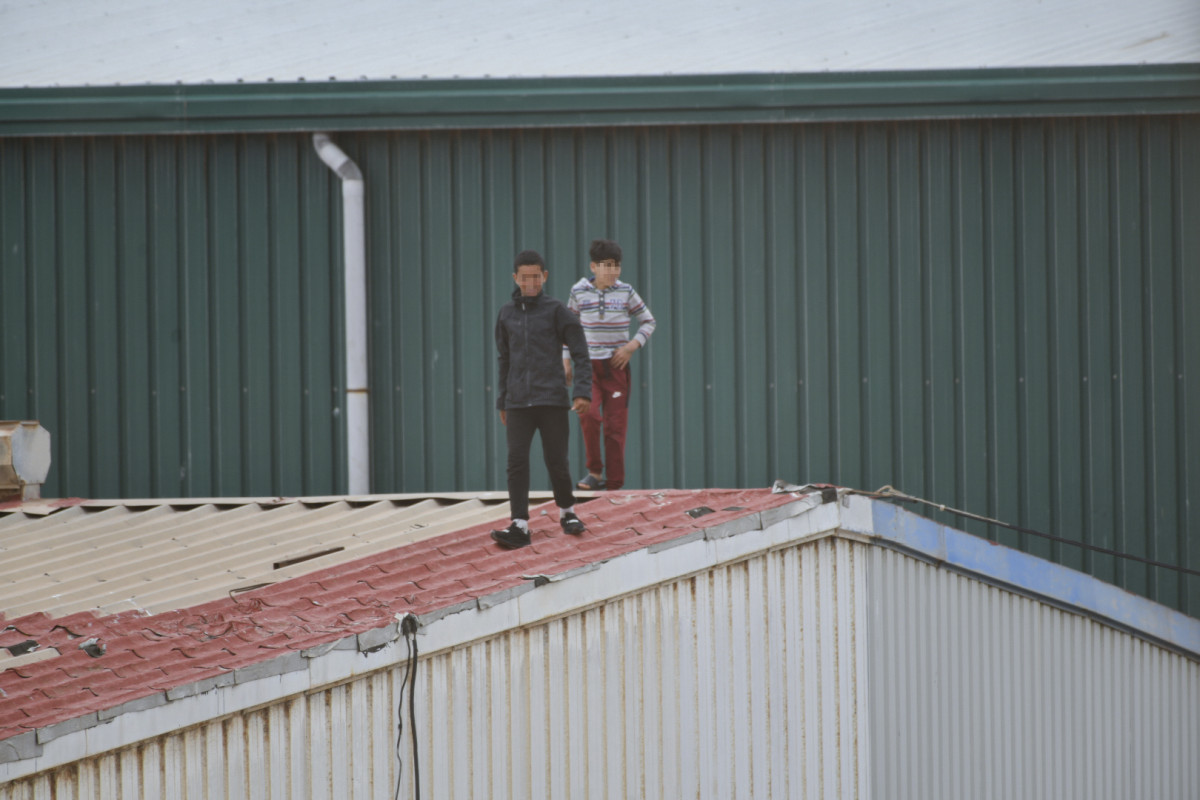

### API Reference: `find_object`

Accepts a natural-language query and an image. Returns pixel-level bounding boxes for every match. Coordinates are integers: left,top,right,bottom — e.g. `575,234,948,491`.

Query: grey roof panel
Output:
3,0,1198,88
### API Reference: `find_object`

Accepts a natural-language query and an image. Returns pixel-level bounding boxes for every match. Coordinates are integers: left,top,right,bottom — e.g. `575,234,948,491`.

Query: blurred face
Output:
590,259,621,290
514,263,547,296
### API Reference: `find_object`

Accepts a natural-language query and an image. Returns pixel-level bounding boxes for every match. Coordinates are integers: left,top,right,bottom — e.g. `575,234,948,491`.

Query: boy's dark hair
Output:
513,249,546,271
588,239,622,264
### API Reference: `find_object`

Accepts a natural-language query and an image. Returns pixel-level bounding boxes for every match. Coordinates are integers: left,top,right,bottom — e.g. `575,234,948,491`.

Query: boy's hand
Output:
499,410,507,426
572,397,591,416
611,341,639,369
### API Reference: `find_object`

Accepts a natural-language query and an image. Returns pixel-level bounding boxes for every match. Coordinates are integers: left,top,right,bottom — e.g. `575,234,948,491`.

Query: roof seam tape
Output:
0,731,41,763
34,712,97,745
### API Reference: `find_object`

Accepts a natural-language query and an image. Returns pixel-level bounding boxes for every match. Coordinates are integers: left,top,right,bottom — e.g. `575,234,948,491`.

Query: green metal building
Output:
1,1,1198,613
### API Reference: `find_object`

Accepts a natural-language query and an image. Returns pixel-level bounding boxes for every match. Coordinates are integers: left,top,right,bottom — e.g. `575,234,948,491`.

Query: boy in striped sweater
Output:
563,239,656,491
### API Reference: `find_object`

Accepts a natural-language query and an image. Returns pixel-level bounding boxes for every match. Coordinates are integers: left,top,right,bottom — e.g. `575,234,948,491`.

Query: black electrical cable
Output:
866,486,1200,579
407,624,420,800
393,636,410,800
394,615,421,800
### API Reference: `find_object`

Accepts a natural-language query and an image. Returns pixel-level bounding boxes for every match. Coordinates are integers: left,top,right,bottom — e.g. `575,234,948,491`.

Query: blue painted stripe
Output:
870,500,1200,659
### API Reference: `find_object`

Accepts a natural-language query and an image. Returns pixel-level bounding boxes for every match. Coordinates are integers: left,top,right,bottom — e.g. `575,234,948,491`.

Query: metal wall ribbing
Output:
866,545,1200,800
326,117,1200,621
1,115,1197,612
0,133,343,498
0,537,869,800
413,540,867,800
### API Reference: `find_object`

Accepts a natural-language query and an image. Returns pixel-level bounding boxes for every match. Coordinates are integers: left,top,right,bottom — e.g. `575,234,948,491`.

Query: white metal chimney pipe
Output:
312,133,370,495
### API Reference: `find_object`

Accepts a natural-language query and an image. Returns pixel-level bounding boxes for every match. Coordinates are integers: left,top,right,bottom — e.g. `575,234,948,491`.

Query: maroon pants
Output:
580,358,632,490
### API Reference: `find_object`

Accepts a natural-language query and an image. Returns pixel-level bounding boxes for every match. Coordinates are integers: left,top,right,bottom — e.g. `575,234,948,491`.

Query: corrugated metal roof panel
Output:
0,487,804,745
2,0,1198,88
0,491,558,618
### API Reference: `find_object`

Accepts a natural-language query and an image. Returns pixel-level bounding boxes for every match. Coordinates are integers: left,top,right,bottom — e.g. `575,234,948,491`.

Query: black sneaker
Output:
560,512,586,536
491,522,531,549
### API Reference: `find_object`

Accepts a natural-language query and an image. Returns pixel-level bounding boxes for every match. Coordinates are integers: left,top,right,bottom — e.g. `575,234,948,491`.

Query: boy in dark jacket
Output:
492,249,593,548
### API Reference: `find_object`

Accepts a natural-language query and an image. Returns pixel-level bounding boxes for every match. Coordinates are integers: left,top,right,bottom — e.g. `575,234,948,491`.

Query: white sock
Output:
561,506,574,517
513,518,529,531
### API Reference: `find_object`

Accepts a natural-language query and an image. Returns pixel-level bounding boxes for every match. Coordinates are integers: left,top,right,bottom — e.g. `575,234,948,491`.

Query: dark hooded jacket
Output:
496,287,591,410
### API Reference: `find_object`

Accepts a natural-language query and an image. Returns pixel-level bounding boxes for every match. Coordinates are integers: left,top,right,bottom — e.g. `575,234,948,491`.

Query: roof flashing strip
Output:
862,496,1200,662
1,65,1197,137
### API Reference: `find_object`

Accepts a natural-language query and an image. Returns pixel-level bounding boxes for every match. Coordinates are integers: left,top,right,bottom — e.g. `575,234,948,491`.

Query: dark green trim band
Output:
2,65,1198,136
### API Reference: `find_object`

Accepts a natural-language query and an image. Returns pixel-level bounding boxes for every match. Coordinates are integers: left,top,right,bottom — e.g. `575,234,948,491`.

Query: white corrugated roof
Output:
0,491,558,618
3,0,1198,88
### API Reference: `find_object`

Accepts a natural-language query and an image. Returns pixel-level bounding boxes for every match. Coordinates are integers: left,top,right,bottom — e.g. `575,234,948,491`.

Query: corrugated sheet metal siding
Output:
351,118,1199,613
410,537,868,799
0,537,868,799
0,673,399,799
866,546,1200,800
0,133,344,498
2,115,1198,613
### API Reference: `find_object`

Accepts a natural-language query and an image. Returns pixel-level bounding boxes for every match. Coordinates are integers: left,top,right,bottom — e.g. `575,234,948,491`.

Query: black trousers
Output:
506,405,576,520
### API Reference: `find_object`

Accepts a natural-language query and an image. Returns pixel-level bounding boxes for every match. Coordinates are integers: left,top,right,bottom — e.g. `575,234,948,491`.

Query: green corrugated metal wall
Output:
0,134,344,497
2,116,1198,613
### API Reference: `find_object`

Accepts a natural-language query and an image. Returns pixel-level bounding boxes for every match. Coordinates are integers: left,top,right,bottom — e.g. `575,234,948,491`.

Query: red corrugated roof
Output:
0,488,798,742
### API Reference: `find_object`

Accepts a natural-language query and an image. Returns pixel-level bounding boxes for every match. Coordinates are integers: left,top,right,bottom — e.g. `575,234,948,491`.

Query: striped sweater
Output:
564,277,656,360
